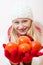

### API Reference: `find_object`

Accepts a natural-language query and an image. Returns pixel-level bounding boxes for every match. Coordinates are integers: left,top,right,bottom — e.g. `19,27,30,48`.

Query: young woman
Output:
7,0,43,65
8,17,43,65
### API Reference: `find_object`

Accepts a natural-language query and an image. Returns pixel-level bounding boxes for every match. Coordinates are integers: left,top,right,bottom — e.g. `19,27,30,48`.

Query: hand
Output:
3,44,6,48
22,52,32,62
4,49,11,59
36,49,43,56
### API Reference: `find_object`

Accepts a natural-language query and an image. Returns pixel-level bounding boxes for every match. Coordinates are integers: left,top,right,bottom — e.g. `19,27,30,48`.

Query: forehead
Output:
12,18,31,22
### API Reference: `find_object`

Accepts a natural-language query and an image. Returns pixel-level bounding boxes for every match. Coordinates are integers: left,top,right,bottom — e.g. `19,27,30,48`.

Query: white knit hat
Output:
11,0,33,20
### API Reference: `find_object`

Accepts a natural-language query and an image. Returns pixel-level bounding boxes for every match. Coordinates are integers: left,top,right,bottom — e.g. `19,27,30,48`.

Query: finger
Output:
3,44,6,48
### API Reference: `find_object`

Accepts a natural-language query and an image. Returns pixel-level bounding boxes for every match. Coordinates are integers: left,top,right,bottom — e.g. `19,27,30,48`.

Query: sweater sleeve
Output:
34,22,43,44
32,22,43,65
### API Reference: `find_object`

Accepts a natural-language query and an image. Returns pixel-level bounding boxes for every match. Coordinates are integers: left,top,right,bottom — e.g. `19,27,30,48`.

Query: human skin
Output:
12,18,32,35
10,18,32,65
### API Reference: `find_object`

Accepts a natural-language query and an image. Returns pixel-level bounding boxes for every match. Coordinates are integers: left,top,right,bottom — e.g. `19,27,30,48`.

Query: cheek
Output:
27,24,30,27
13,24,18,30
26,22,32,28
24,23,30,27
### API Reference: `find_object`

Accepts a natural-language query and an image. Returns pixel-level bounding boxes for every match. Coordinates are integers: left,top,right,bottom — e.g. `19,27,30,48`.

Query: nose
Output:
18,23,23,29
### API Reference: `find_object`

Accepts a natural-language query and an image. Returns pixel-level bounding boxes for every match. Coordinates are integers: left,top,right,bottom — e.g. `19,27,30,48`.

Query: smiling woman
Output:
2,0,43,65
12,18,32,35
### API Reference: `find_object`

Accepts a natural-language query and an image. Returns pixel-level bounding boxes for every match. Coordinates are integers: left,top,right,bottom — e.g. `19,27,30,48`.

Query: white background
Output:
0,0,43,65
0,0,43,42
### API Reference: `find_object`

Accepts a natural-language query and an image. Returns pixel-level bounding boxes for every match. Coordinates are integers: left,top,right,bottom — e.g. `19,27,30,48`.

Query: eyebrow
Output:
12,18,30,23
14,21,19,23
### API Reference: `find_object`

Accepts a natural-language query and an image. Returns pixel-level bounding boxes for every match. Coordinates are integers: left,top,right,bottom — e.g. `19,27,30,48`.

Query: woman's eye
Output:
23,20,27,23
14,21,19,24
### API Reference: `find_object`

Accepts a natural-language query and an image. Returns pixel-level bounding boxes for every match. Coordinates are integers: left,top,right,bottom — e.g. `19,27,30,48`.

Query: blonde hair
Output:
9,22,43,45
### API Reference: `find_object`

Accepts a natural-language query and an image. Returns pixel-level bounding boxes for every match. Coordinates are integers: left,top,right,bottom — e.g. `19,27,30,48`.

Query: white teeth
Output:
17,28,28,35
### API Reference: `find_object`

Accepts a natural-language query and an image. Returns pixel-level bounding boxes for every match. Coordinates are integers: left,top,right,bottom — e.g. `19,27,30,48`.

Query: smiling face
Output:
12,18,32,35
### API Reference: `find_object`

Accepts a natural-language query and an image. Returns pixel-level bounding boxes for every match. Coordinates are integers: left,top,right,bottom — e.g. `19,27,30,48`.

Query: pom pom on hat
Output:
11,0,33,20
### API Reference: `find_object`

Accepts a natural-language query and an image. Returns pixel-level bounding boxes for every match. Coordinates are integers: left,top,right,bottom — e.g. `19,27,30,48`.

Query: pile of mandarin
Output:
3,36,43,63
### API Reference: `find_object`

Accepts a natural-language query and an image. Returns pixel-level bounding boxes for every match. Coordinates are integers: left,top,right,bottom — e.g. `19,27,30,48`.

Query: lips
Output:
19,28,27,32
16,27,28,35
19,29,25,32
